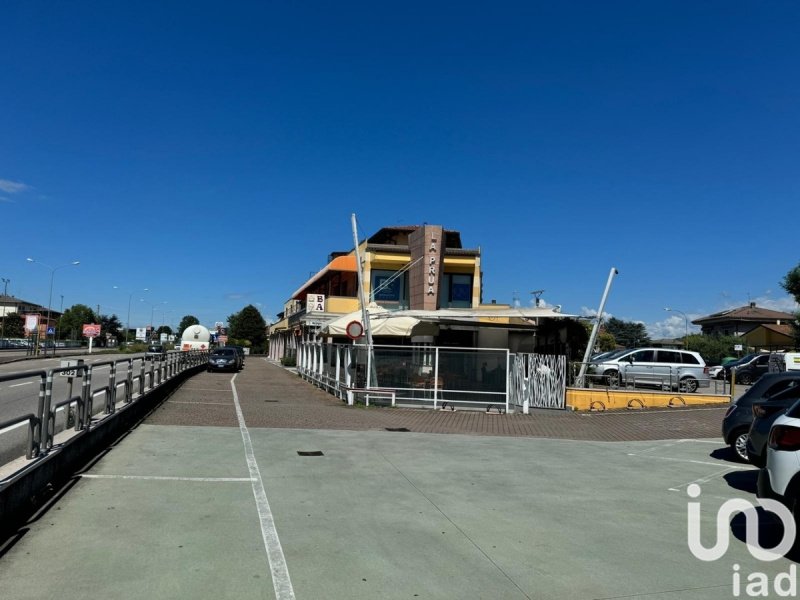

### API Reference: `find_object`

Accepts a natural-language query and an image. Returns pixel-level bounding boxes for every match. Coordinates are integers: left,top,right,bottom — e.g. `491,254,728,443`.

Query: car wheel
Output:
679,377,699,393
604,370,619,388
732,430,749,462
738,372,753,386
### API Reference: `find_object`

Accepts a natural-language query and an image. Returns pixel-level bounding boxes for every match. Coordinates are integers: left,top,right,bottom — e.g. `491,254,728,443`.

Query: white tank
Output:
180,325,212,351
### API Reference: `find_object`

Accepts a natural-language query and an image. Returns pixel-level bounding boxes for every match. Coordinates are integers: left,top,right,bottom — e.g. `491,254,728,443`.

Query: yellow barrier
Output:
566,387,731,411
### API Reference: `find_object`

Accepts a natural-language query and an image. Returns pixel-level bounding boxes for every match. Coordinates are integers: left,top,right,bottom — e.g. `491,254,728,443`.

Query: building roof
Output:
692,303,796,325
291,254,357,300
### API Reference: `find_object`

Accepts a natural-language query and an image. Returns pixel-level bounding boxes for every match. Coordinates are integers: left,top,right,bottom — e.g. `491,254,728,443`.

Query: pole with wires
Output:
351,213,377,388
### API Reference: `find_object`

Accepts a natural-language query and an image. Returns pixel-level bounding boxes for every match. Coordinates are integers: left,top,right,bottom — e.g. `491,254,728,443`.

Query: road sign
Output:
46,326,55,335
82,323,101,338
345,320,364,340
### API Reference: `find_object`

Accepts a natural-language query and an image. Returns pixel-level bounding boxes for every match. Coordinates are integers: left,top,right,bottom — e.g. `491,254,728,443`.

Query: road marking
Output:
9,382,33,388
626,452,752,469
231,373,295,600
666,466,748,492
0,421,27,435
81,474,253,482
168,401,232,406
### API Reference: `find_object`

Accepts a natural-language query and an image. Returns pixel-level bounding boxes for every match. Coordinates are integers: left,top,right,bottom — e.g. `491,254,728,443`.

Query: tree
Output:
156,325,173,337
2,312,24,338
98,314,123,346
781,263,800,346
177,315,200,339
685,334,741,365
581,321,617,353
604,317,651,348
58,304,98,340
228,305,267,350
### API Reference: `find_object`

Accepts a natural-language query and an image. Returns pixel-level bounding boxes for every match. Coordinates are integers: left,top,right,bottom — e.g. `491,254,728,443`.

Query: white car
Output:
758,400,800,513
708,365,724,379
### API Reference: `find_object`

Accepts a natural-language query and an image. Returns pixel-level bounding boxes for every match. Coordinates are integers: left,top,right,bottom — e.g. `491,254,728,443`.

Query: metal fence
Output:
297,339,565,413
568,361,730,394
0,350,208,479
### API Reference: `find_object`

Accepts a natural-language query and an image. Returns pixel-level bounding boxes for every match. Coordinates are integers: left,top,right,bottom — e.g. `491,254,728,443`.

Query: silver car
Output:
588,348,711,393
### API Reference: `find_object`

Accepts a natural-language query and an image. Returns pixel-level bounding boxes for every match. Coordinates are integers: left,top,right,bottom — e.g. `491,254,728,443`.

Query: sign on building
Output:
307,294,325,313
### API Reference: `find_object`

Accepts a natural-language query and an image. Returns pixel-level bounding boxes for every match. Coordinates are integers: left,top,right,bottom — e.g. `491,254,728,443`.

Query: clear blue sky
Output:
1,1,798,337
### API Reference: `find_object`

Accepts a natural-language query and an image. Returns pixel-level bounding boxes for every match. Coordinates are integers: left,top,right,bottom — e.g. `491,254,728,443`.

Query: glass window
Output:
440,273,473,308
681,352,701,365
631,350,655,363
657,350,682,364
370,270,408,309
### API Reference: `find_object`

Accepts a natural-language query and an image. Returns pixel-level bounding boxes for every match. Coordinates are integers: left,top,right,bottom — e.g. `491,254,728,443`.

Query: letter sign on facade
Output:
307,294,326,313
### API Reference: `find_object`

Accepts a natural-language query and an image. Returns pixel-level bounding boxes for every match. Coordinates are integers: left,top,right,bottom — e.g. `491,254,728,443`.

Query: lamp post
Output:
140,299,166,342
1,277,9,341
115,286,148,345
664,307,689,349
27,258,80,356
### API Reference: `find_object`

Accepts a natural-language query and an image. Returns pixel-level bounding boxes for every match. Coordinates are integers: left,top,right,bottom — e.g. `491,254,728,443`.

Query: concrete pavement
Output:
0,358,783,600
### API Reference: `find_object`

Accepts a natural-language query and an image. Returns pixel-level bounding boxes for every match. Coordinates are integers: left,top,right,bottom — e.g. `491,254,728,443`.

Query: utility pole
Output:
1,277,9,340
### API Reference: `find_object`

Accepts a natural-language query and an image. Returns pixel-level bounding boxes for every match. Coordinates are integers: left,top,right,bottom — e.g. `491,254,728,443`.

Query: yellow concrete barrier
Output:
566,387,731,411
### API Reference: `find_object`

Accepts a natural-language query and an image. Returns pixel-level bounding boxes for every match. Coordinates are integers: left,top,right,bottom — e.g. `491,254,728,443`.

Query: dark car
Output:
722,372,800,461
207,347,242,372
745,378,800,467
145,344,167,361
724,353,771,385
229,345,246,367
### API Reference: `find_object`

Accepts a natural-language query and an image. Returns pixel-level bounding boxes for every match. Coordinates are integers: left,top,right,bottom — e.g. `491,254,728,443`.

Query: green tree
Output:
228,305,267,351
781,263,800,346
58,304,98,340
2,312,24,338
604,317,651,348
177,315,200,339
98,314,123,345
581,321,617,353
685,334,742,365
156,325,173,337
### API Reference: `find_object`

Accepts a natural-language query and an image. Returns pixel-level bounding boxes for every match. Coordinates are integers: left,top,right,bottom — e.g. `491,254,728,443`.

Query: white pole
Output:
576,267,618,387
351,213,376,388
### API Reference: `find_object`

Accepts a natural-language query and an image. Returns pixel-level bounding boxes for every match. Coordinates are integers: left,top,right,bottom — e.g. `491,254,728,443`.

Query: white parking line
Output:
9,382,33,388
231,373,295,600
81,474,253,482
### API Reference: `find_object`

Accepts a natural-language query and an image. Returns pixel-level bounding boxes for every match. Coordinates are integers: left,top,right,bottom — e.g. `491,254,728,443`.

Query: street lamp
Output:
115,286,148,345
140,298,166,341
27,258,80,356
664,307,689,349
1,277,9,340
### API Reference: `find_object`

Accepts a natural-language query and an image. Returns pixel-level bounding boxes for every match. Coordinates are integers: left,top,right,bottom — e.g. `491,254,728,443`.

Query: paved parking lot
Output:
0,359,784,600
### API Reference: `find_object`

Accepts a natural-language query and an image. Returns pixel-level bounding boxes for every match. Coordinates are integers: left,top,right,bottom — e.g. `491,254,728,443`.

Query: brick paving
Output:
147,357,729,442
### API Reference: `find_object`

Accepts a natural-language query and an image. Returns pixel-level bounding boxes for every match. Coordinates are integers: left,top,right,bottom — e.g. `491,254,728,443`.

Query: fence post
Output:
508,350,514,415
433,347,440,409
107,362,117,414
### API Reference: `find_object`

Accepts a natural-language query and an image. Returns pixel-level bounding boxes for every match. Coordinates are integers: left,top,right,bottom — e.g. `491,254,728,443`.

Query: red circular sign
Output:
345,320,364,339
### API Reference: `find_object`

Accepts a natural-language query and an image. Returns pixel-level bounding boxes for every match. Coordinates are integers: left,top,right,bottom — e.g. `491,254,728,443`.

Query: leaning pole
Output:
576,267,619,387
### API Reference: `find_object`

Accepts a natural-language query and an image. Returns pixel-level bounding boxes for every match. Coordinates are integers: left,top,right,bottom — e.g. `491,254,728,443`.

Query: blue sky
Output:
1,1,798,337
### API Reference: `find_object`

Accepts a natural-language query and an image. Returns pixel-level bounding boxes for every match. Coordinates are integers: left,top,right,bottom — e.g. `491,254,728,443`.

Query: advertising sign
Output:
135,327,148,341
82,323,101,338
307,294,325,313
24,314,39,332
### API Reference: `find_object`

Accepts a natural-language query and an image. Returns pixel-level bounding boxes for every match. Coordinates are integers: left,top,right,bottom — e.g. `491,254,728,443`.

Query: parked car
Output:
708,365,724,380
145,344,167,361
756,400,800,514
228,345,246,367
724,353,771,385
587,347,711,392
207,347,242,372
745,376,800,466
722,372,800,462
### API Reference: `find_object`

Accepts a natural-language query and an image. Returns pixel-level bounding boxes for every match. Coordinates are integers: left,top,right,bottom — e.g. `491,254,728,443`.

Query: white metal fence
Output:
295,338,569,413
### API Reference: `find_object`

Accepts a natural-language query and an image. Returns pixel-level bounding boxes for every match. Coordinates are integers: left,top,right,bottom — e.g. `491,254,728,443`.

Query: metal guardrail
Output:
0,350,208,486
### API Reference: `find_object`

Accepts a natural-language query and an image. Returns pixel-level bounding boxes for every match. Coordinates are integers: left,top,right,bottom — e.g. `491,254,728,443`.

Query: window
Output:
631,350,655,363
681,352,701,365
440,273,473,308
370,270,408,309
657,350,682,364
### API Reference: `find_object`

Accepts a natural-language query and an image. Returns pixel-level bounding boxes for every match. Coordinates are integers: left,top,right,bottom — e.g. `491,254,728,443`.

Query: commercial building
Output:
268,224,578,362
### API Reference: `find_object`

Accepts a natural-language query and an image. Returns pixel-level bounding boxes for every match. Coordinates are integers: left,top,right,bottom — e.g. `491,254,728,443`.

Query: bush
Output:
280,355,296,367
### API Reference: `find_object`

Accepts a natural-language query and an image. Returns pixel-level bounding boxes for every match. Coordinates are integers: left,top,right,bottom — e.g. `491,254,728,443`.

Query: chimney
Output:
749,302,756,308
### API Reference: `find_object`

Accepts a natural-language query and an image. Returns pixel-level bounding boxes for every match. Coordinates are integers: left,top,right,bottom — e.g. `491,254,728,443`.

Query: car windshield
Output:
148,346,162,352
212,349,236,356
